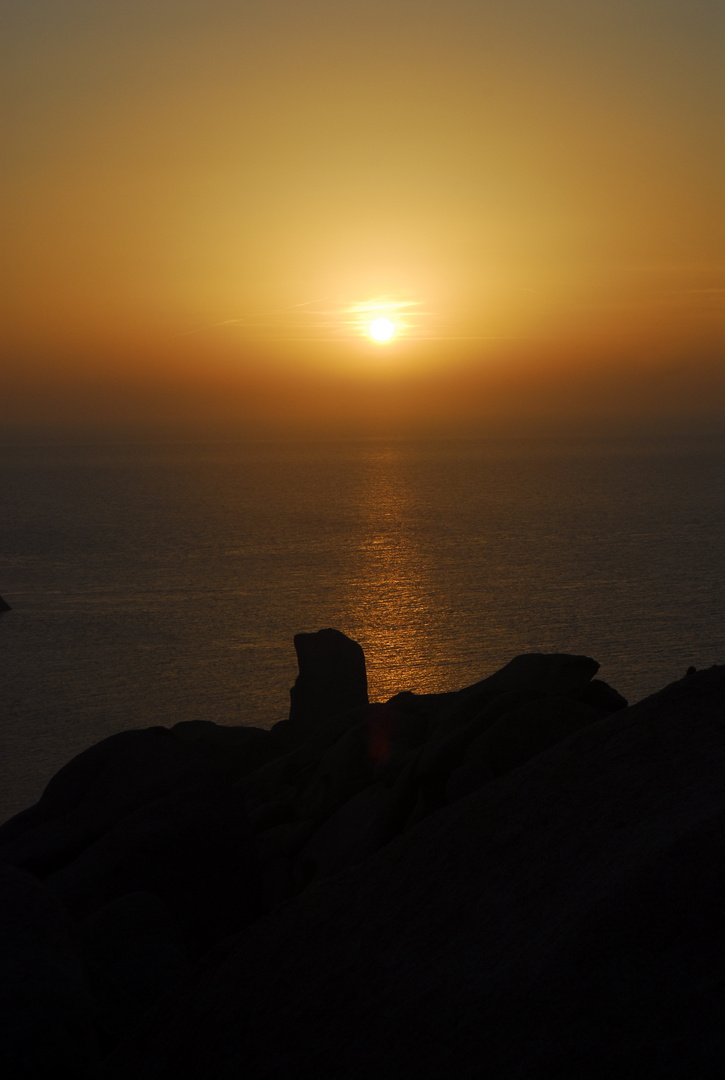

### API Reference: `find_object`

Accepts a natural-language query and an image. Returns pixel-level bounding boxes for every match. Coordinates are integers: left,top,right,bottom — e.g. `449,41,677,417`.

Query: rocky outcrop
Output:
1,629,723,1079
100,663,725,1080
0,864,96,1078
0,729,264,1076
284,627,369,738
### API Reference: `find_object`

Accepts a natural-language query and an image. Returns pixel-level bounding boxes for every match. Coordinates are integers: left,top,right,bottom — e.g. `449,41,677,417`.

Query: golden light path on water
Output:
341,443,447,702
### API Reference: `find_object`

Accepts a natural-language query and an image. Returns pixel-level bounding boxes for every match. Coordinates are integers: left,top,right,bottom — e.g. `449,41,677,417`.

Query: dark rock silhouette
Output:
2,629,724,1079
578,676,628,712
0,864,96,1077
0,594,10,611
46,780,261,953
100,663,725,1080
170,721,277,780
286,627,368,735
0,728,230,867
82,891,189,1053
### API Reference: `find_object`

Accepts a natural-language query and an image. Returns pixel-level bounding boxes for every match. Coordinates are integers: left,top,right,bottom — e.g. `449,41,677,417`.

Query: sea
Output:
1,434,724,824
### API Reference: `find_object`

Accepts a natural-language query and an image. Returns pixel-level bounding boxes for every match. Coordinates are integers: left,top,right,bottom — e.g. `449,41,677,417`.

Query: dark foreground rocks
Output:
1,631,723,1078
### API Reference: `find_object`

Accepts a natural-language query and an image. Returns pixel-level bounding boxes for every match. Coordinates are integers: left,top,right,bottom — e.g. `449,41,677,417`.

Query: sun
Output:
369,317,395,342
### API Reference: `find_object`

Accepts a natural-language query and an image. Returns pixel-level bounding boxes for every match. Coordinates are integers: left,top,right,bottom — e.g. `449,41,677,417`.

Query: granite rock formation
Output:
1,631,723,1079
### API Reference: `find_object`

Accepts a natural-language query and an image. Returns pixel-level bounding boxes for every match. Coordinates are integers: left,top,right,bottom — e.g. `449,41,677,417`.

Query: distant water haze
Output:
1,434,723,824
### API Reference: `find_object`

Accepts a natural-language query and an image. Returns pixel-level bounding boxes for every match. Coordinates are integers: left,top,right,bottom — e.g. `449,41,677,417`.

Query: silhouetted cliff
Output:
1,630,723,1078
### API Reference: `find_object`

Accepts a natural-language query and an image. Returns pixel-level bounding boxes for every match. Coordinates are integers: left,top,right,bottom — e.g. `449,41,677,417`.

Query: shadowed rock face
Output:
288,628,369,732
0,865,96,1079
99,665,725,1080
1,631,723,1080
0,730,264,1076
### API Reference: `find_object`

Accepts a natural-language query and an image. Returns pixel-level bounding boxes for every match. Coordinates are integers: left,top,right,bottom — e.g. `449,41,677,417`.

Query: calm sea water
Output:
1,435,724,823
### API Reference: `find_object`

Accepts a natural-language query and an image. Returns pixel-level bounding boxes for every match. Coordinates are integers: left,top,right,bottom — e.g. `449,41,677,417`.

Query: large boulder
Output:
286,628,368,735
463,693,607,778
444,694,606,803
435,651,601,730
294,773,419,886
170,721,279,781
46,780,262,955
0,730,263,1068
0,728,226,873
100,666,725,1079
293,720,372,819
0,865,96,1079
81,891,189,1053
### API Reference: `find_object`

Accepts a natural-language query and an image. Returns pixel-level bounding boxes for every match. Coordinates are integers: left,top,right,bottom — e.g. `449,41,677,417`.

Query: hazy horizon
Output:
2,0,723,437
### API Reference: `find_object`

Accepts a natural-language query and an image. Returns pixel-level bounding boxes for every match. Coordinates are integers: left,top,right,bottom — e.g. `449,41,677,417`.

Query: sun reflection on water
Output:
342,443,446,703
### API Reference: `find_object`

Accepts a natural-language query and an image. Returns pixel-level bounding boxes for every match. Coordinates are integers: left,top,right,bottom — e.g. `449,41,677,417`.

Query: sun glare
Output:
369,317,395,342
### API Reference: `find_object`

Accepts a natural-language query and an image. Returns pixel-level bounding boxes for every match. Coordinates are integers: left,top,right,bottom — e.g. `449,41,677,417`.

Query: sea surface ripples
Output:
1,434,723,821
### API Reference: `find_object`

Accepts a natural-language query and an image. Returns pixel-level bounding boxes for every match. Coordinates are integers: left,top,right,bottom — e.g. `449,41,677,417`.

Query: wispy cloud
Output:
176,295,439,342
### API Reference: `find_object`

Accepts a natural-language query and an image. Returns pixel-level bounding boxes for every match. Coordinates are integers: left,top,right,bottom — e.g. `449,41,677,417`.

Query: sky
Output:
1,0,723,438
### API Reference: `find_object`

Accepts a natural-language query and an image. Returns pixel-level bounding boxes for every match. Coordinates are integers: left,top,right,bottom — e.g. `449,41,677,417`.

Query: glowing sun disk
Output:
369,318,395,342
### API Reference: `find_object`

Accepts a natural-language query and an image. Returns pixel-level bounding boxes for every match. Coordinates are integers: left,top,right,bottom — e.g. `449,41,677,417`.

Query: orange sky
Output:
2,0,723,437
